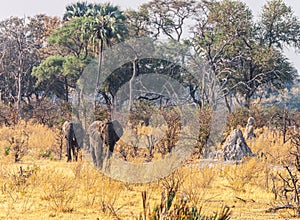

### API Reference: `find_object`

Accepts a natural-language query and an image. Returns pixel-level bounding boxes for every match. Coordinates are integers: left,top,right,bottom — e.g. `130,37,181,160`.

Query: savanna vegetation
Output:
1,0,300,219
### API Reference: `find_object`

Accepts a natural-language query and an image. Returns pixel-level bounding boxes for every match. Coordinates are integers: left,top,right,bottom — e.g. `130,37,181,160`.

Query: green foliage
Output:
32,55,86,100
41,150,53,160
32,55,65,82
4,146,10,156
150,200,231,220
85,3,128,46
48,17,93,59
63,2,101,21
104,57,185,98
208,0,253,37
192,0,298,108
32,54,86,83
260,0,300,49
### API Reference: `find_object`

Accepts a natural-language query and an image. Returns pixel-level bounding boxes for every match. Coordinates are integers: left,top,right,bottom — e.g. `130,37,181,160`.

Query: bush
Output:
0,120,61,161
149,199,231,220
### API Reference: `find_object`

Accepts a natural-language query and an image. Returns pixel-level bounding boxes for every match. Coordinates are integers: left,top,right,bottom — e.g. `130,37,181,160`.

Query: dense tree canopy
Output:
0,0,299,118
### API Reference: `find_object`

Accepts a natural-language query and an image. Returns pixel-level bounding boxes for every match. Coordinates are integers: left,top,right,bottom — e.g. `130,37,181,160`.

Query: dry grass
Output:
0,158,283,219
0,120,60,161
248,127,293,164
0,122,296,219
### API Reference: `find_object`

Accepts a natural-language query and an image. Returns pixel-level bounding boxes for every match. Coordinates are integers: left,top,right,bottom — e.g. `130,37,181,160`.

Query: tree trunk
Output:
244,93,251,109
283,106,287,143
17,73,22,112
64,76,69,102
95,39,104,108
224,94,232,114
17,51,23,116
129,58,138,112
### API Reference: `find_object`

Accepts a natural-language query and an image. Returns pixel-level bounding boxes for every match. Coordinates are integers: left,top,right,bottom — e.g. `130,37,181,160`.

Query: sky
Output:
0,0,299,72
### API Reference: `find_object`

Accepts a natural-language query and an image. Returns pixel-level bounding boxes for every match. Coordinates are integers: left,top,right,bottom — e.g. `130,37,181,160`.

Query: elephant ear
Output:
112,120,123,141
62,121,70,137
105,120,123,152
62,121,76,140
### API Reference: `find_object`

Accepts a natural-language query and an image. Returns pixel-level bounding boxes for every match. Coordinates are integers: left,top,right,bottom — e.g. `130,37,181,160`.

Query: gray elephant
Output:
62,121,85,162
88,119,123,170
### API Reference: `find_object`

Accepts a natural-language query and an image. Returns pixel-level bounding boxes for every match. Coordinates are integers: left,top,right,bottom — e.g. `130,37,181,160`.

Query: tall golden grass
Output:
0,121,295,219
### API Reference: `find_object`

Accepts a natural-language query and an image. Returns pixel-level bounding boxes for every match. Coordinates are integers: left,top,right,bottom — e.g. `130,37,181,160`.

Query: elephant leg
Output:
66,140,72,162
72,145,77,162
77,148,81,161
103,145,112,172
73,138,79,162
90,139,103,169
95,141,104,169
90,145,97,166
71,139,78,162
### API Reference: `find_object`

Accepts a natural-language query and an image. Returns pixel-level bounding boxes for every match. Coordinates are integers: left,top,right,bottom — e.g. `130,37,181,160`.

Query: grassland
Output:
0,121,298,219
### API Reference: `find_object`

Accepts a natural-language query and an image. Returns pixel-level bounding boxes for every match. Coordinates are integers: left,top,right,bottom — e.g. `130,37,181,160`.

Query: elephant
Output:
62,121,85,162
88,119,123,170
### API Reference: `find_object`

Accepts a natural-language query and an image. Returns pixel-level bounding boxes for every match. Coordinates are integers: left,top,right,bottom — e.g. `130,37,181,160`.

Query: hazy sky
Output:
0,0,299,72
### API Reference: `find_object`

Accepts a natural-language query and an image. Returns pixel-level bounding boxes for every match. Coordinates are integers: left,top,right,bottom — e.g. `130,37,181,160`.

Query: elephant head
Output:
62,121,85,162
88,119,123,169
104,120,123,152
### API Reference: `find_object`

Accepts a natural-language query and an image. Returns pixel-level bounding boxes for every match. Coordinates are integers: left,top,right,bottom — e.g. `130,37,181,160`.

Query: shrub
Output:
149,198,231,220
0,120,60,161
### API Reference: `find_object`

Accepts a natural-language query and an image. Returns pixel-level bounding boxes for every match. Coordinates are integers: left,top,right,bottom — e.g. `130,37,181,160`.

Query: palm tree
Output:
63,2,89,21
63,2,128,115
63,2,101,21
89,3,128,112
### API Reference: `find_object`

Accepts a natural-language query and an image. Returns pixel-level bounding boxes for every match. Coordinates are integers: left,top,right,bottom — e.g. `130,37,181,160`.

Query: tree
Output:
88,3,128,112
259,0,300,49
191,0,298,110
138,0,200,41
125,9,151,38
27,14,61,60
125,0,202,110
0,15,60,104
63,2,101,21
0,17,39,112
32,55,86,102
48,17,93,59
36,13,96,109
62,2,128,112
